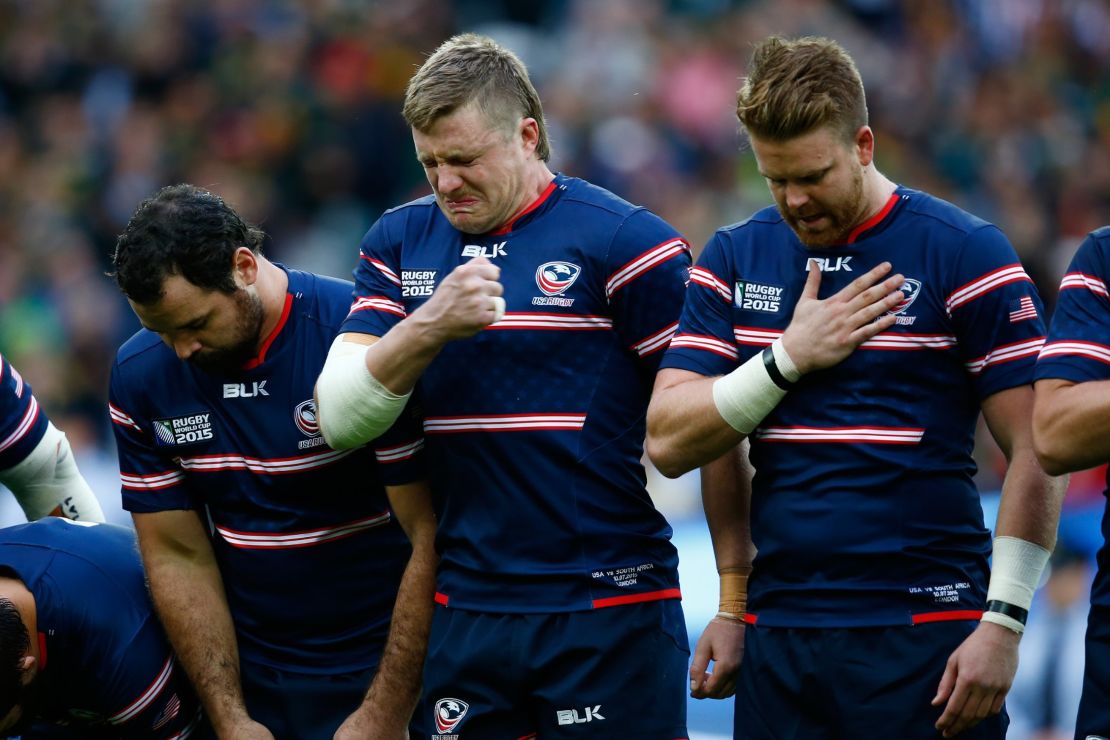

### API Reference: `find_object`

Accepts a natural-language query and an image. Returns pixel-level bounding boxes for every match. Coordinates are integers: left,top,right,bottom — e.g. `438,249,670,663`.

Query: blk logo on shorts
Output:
434,697,470,734
556,705,605,725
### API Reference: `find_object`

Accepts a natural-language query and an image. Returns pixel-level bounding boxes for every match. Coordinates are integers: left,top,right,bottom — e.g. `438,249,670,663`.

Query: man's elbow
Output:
645,434,691,479
1032,431,1076,477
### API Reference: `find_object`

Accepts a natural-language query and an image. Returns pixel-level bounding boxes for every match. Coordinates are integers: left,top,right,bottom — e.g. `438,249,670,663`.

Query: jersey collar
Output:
242,291,293,371
843,191,902,244
488,177,559,236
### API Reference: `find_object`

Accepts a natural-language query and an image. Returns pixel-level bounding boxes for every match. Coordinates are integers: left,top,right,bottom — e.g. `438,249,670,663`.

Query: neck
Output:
254,257,289,345
511,162,556,218
861,168,897,223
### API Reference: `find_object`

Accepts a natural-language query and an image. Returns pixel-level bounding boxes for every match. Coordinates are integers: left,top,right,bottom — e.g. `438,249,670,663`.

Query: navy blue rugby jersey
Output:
109,267,422,673
0,518,202,737
661,187,1046,628
340,174,691,613
0,354,49,471
1035,226,1110,609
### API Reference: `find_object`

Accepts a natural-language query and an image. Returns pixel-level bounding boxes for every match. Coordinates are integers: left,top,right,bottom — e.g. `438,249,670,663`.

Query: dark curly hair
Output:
111,184,266,304
0,596,29,723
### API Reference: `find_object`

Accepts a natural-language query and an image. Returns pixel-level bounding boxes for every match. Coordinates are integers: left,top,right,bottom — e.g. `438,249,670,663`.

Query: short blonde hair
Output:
736,36,868,143
403,33,550,161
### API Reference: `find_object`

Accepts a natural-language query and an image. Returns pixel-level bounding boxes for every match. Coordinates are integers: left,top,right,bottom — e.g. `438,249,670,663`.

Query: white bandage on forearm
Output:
981,536,1051,634
316,337,411,450
711,339,798,434
0,422,105,522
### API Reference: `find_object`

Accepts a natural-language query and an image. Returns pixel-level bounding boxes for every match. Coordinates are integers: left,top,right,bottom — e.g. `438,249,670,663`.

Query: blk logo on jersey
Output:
557,705,605,725
533,261,581,307
735,280,784,313
294,399,326,449
806,256,853,272
462,242,508,258
223,381,268,398
152,413,214,446
884,278,922,325
434,697,470,735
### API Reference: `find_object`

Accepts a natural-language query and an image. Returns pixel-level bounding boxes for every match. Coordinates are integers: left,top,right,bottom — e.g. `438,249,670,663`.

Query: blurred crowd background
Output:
0,0,1107,736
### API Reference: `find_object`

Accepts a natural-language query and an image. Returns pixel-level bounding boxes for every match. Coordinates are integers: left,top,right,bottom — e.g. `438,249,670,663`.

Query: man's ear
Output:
17,655,35,686
231,247,259,288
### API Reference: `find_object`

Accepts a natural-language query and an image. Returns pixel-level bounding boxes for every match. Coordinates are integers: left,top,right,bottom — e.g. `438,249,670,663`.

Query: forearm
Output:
143,551,250,734
646,376,746,478
362,312,449,395
1033,378,1110,474
994,446,1067,549
359,539,438,731
0,422,105,522
701,445,756,621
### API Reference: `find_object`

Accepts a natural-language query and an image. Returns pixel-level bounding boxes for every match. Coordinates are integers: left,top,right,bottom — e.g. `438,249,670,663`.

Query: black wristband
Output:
761,346,795,390
984,599,1028,626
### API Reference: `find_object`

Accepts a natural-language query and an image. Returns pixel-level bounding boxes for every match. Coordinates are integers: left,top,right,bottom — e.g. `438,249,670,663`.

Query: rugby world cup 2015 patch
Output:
735,280,784,313
152,413,214,446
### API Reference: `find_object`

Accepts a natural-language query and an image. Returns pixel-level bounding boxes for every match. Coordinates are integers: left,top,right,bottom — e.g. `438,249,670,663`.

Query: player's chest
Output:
399,233,607,315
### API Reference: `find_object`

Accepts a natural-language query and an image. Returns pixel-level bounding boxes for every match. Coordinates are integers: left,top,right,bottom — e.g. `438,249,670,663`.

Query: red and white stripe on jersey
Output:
860,332,958,350
1038,340,1110,365
424,413,587,434
965,337,1045,375
689,266,732,303
360,255,401,286
216,510,392,550
669,333,738,360
120,469,186,491
177,447,355,475
109,403,144,433
734,326,781,347
1059,271,1109,298
348,295,406,318
7,362,25,397
487,313,613,331
0,395,39,454
945,264,1033,314
605,238,689,298
374,438,424,464
755,426,925,444
108,655,174,724
632,321,678,357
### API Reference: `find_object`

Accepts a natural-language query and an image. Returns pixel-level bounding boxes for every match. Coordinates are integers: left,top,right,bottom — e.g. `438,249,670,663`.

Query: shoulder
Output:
286,268,355,335
114,329,171,373
898,188,999,241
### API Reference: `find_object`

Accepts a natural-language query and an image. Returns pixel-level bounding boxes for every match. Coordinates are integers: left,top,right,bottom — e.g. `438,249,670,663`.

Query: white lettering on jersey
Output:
461,242,508,258
401,270,437,298
806,256,853,272
735,281,784,313
223,381,269,398
557,706,605,725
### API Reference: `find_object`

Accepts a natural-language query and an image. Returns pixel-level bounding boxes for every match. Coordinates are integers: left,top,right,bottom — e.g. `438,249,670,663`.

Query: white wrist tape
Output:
770,338,801,382
712,349,788,434
0,422,105,522
316,338,411,450
491,296,506,324
981,536,1050,635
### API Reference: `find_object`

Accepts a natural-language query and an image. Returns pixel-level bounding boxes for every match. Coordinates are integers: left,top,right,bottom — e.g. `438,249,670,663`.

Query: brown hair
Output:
403,33,550,161
736,36,868,143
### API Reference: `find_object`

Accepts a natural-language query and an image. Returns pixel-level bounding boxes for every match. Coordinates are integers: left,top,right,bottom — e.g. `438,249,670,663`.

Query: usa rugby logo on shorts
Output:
536,261,581,296
434,698,470,734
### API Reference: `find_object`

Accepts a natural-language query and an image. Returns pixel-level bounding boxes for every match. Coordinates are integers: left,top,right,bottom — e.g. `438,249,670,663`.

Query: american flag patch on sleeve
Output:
1009,295,1038,323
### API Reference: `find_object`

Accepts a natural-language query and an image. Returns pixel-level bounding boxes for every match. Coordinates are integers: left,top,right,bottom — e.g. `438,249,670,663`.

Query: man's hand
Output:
413,256,504,343
781,261,906,374
689,617,745,699
932,622,1019,737
334,706,409,740
216,717,276,740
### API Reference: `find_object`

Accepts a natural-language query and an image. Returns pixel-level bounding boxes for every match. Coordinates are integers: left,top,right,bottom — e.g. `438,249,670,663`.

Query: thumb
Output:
801,259,822,300
466,256,491,266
